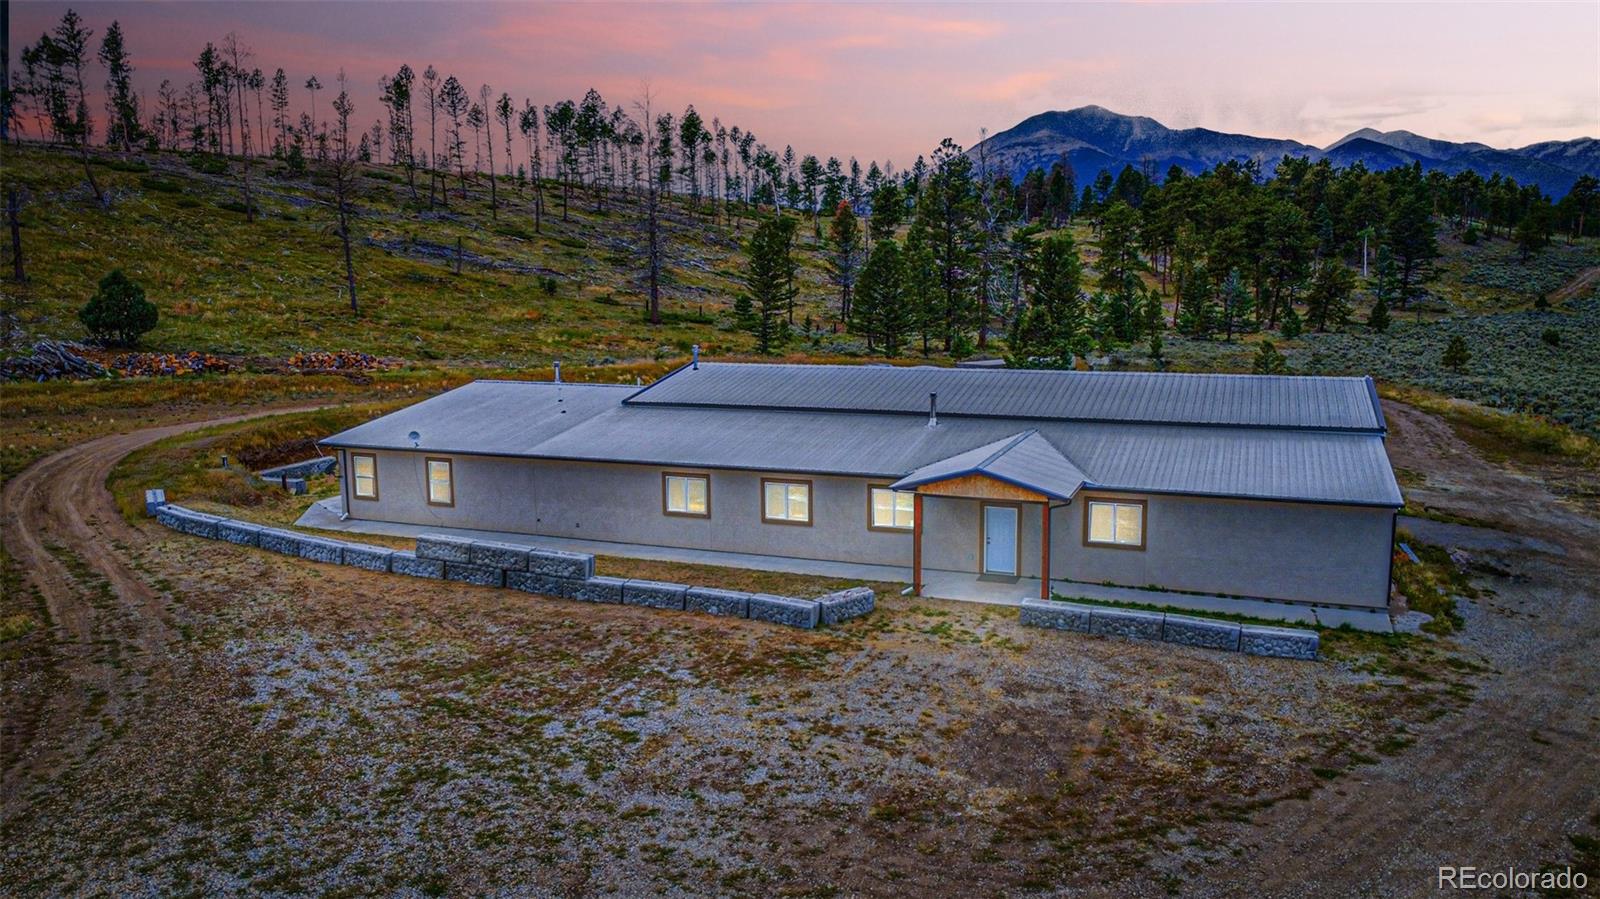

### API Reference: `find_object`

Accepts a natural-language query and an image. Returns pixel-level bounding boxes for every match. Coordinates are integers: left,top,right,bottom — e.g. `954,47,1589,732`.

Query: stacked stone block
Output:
1018,597,1319,660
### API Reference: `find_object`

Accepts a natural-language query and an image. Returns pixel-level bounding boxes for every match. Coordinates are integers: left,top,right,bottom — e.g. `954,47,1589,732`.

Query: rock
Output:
469,540,530,571
622,579,688,611
1088,606,1164,641
1161,614,1242,651
684,587,751,618
570,575,625,604
1018,598,1093,632
527,548,595,580
1238,625,1319,660
341,543,394,572
390,551,445,579
747,594,819,629
416,533,474,564
444,563,504,587
298,537,344,564
216,519,264,547
506,570,578,599
816,587,875,625
256,528,306,556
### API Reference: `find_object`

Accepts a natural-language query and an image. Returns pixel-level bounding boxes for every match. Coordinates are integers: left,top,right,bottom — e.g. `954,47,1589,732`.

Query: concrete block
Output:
256,528,305,556
747,594,819,629
416,533,473,564
155,504,184,530
505,570,578,599
162,507,220,539
527,548,594,580
445,562,504,587
1088,606,1165,642
1238,625,1320,660
684,587,751,618
1018,598,1093,633
469,540,530,571
390,551,445,579
144,488,168,516
341,543,394,572
216,519,264,547
570,575,625,604
817,587,875,625
298,537,344,565
623,579,688,611
1161,614,1242,652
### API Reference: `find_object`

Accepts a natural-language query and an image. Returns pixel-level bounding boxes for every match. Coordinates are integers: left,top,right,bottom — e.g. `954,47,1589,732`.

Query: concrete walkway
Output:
298,497,1392,631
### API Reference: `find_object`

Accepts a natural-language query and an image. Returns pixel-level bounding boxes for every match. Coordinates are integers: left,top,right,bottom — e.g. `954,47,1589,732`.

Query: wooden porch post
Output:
912,492,924,596
1040,502,1051,600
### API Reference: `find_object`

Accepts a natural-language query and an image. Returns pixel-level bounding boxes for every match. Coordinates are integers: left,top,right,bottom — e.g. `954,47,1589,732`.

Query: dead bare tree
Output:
222,33,255,221
328,71,360,313
635,85,664,326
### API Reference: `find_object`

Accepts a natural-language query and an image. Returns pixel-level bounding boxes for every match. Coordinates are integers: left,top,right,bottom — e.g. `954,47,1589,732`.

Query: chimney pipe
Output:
927,392,938,428
691,344,700,370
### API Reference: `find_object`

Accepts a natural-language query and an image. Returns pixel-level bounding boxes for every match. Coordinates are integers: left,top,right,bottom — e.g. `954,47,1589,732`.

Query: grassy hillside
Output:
3,145,856,365
4,144,1597,438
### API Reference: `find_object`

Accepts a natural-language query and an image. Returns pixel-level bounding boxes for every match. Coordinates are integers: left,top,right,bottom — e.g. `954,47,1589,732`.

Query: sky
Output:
10,1,1599,167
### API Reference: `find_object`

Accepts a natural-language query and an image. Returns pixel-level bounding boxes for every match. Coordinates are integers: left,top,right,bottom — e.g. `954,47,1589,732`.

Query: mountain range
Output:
971,106,1600,197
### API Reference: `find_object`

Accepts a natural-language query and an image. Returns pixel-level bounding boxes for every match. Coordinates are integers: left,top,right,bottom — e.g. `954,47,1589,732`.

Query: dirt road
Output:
1181,400,1600,896
0,406,327,805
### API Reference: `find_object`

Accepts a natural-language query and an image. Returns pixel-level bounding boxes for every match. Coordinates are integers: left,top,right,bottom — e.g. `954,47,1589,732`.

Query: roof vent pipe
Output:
927,392,938,428
553,360,562,383
692,344,700,370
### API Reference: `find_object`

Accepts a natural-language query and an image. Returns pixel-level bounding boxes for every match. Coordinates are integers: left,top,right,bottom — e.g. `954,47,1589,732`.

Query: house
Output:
318,360,1402,609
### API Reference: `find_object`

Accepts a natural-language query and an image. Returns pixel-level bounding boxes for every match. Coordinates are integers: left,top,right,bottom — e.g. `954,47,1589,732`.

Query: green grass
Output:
1391,531,1476,634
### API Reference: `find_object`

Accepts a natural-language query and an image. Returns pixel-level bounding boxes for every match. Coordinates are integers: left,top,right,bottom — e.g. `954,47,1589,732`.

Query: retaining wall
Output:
152,504,874,630
1018,598,1319,661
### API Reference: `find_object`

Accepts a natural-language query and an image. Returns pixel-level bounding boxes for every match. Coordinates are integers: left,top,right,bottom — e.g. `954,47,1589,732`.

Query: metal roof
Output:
890,431,1088,501
321,367,1402,508
626,362,1385,432
320,380,632,455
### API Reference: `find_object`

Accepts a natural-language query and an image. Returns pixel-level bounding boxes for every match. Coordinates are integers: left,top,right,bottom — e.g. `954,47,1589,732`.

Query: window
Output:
869,486,915,530
351,453,378,500
663,472,710,517
426,457,454,506
1085,499,1145,549
761,478,812,525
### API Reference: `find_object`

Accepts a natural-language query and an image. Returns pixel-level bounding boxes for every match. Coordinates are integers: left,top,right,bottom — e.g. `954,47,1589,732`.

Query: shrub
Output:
1541,328,1562,347
216,199,259,216
1368,296,1391,332
187,154,228,175
139,176,182,193
79,269,158,347
1252,340,1288,375
1461,224,1479,245
541,276,558,296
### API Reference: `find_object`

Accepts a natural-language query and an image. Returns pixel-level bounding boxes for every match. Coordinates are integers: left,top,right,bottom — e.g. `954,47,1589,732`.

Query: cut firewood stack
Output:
0,340,110,381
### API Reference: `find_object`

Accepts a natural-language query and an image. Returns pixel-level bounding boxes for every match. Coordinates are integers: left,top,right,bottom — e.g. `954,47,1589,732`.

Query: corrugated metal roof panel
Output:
624,362,1384,431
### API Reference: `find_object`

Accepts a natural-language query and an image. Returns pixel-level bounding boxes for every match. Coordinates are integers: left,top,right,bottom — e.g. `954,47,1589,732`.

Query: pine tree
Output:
1441,335,1470,371
1219,268,1253,340
1368,295,1391,332
1279,304,1303,340
98,20,141,152
854,238,906,354
737,215,798,353
1386,182,1439,309
1252,341,1289,375
1305,262,1355,331
827,202,864,324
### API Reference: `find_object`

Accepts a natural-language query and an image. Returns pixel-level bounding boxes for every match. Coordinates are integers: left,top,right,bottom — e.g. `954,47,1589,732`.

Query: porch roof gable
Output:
889,431,1087,502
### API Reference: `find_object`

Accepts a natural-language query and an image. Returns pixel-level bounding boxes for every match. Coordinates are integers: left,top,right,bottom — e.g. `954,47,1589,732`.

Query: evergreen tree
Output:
1514,203,1553,262
1219,268,1253,340
1252,341,1289,375
1279,304,1303,339
1441,335,1470,371
79,269,157,346
854,238,908,354
98,20,141,152
1367,295,1391,332
736,215,798,353
1385,183,1438,308
902,223,940,356
827,201,864,323
1305,262,1355,331
1176,267,1219,339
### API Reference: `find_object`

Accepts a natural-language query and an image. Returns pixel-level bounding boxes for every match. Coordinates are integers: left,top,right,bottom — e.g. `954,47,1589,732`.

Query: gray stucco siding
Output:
1050,491,1393,608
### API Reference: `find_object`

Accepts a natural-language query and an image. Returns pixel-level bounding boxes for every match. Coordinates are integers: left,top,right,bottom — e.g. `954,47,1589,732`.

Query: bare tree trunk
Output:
337,179,357,313
7,189,24,283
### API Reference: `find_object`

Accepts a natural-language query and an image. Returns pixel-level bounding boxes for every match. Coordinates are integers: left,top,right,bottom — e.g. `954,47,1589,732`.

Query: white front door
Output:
983,505,1018,576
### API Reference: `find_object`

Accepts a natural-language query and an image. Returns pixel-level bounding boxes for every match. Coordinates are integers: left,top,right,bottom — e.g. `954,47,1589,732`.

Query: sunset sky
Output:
11,1,1599,166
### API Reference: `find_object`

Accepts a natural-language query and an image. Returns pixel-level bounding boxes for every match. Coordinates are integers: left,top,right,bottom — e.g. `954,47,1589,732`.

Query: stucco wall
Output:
341,450,1392,608
1049,491,1393,608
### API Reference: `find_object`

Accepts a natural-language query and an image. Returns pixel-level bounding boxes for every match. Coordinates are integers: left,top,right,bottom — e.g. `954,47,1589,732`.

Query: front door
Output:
982,505,1019,576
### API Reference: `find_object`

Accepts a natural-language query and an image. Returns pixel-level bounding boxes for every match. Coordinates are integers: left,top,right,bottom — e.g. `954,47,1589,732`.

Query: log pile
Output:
287,350,384,371
0,340,109,381
110,351,231,377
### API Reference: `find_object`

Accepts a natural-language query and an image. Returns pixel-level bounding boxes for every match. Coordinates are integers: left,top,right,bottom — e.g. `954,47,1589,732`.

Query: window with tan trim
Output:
426,457,454,506
869,486,915,530
1085,499,1144,549
663,472,710,517
761,478,811,525
351,453,378,500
